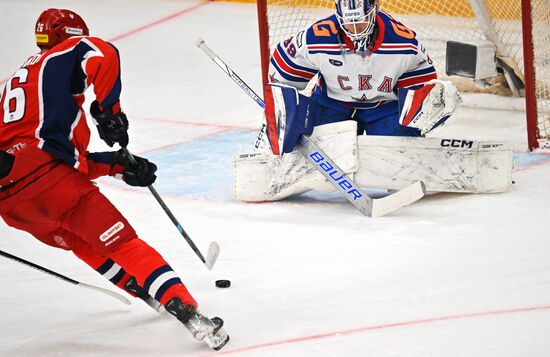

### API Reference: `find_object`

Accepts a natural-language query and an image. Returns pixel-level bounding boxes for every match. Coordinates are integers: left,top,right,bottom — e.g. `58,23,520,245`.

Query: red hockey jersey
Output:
0,36,122,176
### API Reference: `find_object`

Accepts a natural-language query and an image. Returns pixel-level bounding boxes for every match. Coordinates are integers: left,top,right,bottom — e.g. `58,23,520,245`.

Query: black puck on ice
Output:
215,279,231,288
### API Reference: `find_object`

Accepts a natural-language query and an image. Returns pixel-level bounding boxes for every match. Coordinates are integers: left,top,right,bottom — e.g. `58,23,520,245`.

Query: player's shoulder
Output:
373,11,419,54
304,14,342,54
377,11,418,45
46,36,117,55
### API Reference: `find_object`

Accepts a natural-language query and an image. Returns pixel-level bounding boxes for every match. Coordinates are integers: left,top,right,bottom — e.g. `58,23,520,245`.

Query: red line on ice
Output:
136,127,237,155
202,304,550,356
106,2,208,43
0,2,208,85
515,151,550,172
129,115,254,131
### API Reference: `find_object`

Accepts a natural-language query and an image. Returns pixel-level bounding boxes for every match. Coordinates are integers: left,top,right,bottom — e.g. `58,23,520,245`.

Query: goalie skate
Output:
165,297,230,351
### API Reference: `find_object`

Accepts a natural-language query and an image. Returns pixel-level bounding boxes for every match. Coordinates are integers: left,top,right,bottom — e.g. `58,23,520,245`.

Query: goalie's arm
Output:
268,29,319,89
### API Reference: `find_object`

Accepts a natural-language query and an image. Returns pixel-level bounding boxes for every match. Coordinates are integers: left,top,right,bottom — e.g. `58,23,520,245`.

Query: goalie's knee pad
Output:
233,120,358,202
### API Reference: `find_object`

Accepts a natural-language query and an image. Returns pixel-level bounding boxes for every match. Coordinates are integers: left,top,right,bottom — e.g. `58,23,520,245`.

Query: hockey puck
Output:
215,279,231,288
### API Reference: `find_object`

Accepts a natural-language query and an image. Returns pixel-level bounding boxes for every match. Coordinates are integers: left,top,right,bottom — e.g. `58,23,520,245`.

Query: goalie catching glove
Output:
264,83,317,155
398,79,462,135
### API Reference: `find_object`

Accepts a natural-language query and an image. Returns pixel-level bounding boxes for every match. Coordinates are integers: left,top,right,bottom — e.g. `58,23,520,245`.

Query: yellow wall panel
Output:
213,0,521,20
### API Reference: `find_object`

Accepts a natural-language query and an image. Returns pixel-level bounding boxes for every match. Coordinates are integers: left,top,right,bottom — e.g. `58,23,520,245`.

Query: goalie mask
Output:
335,0,379,50
35,8,89,49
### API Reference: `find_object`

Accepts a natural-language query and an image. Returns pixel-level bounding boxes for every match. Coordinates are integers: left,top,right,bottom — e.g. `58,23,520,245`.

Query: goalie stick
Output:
196,39,426,217
0,249,131,305
121,148,219,269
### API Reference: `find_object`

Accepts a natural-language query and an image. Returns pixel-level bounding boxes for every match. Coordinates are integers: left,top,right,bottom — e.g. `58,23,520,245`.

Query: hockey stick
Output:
121,148,219,270
0,249,131,305
196,39,425,217
194,39,267,149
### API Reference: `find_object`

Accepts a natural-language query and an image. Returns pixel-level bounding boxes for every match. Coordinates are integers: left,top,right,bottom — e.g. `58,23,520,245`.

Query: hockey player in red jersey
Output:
0,8,228,350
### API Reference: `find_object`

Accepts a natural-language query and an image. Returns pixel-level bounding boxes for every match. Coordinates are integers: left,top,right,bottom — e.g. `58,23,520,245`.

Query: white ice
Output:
1,1,550,356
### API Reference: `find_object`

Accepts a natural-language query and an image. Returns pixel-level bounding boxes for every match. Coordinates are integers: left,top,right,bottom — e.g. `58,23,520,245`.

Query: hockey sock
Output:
107,238,197,308
72,241,134,292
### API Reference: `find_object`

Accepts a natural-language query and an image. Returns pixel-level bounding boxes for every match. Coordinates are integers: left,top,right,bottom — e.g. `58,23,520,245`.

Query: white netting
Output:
261,0,550,146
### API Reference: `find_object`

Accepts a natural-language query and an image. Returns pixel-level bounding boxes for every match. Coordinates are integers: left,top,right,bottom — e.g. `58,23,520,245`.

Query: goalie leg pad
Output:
355,136,513,193
233,120,358,202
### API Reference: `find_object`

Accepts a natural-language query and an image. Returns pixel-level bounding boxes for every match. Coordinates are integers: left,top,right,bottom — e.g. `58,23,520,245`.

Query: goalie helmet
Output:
335,0,379,50
35,8,89,49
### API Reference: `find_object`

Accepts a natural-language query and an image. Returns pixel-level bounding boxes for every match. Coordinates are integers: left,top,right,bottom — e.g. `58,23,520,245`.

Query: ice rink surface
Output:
1,1,550,356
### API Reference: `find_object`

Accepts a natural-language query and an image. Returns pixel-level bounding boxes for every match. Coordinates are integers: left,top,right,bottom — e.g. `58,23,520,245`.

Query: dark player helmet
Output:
35,8,89,49
335,0,379,50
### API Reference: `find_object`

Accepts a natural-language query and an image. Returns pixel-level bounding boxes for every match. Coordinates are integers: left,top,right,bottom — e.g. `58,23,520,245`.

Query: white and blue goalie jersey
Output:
269,11,438,110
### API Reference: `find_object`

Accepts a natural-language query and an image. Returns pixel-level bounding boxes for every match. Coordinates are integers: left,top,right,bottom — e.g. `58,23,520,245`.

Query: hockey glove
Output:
112,149,157,187
0,150,15,179
90,100,129,148
264,83,317,155
398,80,462,136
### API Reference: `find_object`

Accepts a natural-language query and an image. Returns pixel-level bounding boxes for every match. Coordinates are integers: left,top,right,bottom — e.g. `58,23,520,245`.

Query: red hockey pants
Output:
0,146,196,307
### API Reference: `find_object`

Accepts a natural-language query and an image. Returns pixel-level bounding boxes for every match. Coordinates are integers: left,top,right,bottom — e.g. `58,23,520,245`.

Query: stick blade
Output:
205,241,220,270
370,181,426,217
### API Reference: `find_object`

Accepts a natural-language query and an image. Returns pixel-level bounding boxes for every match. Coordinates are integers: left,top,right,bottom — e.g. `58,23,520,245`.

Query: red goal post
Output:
257,0,550,150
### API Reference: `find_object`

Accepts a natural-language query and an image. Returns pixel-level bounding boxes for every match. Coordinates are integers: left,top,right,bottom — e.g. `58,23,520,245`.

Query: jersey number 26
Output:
2,68,29,124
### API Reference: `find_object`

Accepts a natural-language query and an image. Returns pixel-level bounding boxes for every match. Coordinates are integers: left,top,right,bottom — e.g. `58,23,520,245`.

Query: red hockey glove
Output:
90,100,129,148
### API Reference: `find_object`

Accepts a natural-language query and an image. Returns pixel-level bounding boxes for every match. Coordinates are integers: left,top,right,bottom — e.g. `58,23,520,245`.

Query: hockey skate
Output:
165,297,230,351
124,276,165,314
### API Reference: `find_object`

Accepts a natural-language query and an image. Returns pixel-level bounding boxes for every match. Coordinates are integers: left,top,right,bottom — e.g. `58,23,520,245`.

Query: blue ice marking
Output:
145,130,255,199
513,152,550,169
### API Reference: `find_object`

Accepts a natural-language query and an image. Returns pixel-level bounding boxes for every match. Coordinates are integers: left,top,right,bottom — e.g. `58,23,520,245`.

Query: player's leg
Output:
56,170,228,348
1,196,159,309
65,235,162,310
43,170,196,307
310,99,353,126
357,101,421,137
0,147,228,348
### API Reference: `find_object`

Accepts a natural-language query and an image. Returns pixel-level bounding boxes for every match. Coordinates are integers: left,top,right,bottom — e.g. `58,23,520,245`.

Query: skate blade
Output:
204,328,230,351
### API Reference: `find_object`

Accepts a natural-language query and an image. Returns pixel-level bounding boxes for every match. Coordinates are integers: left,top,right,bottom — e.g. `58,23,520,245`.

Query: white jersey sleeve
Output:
395,40,438,89
268,29,319,90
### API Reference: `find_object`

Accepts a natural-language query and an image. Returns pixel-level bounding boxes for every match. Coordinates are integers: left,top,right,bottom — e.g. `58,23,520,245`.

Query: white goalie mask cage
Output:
335,0,379,50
